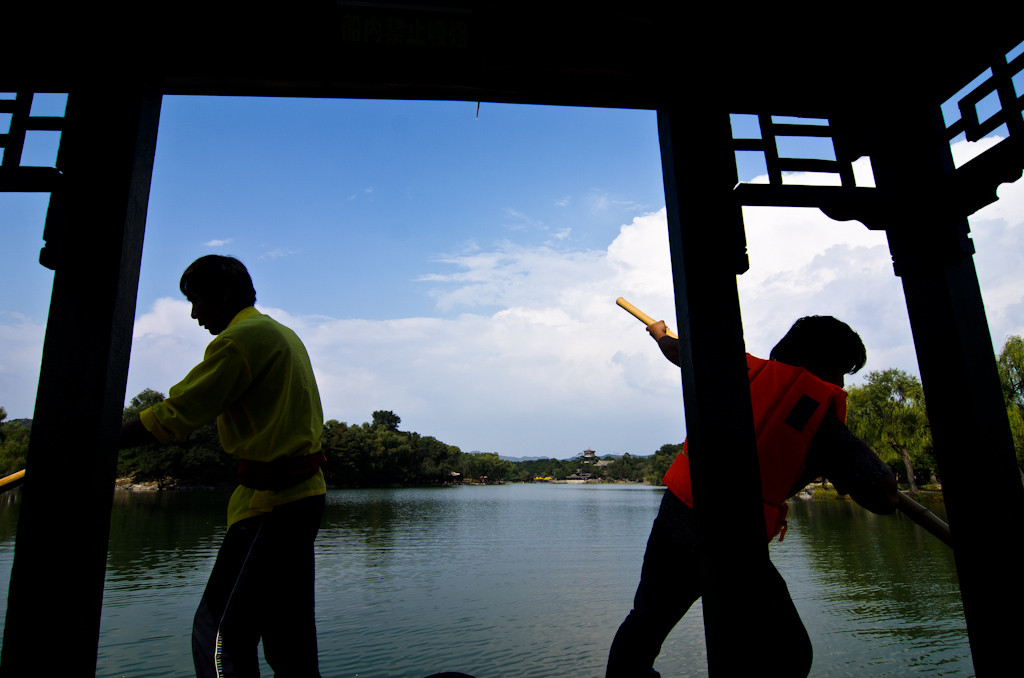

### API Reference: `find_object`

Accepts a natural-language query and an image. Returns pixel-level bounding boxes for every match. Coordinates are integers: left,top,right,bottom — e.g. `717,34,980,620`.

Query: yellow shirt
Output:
140,307,326,526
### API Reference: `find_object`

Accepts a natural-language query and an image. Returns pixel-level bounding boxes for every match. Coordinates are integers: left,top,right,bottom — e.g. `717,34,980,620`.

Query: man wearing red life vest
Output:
606,316,898,678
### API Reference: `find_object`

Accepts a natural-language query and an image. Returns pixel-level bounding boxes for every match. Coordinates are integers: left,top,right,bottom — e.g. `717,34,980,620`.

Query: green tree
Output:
371,410,401,432
647,443,684,485
321,419,363,486
604,453,645,481
119,389,168,480
413,435,460,481
996,335,1024,478
509,458,575,482
122,388,167,422
846,369,933,493
320,413,464,487
459,452,513,482
0,407,30,476
119,388,229,487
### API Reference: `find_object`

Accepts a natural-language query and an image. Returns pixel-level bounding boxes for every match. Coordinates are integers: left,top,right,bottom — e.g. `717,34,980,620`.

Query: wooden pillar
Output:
657,106,770,674
1,87,162,677
874,110,1024,676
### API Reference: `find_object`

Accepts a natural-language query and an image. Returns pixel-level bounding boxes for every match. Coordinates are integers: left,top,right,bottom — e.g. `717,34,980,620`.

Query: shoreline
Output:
113,477,944,500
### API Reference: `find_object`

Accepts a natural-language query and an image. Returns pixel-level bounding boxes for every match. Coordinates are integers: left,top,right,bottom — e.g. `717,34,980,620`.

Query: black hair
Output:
769,315,866,377
179,255,256,308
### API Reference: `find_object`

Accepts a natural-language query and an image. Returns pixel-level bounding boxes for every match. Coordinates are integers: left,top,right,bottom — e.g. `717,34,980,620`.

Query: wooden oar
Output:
0,469,25,495
897,490,953,548
616,297,678,339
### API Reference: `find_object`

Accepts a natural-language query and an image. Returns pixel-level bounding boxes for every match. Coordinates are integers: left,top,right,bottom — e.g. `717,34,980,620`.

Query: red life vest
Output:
662,354,847,543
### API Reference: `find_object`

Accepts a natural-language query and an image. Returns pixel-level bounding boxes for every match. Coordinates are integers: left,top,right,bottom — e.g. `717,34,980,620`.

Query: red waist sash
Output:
237,452,325,491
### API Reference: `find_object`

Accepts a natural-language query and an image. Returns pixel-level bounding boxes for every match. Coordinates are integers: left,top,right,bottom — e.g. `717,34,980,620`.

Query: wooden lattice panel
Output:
0,91,64,192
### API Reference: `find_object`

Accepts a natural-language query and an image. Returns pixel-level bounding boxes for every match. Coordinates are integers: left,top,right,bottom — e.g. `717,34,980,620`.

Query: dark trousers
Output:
193,494,325,678
606,491,812,678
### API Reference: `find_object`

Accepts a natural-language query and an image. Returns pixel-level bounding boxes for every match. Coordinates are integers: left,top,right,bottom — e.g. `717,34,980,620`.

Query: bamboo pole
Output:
0,469,26,494
897,490,953,548
616,297,678,338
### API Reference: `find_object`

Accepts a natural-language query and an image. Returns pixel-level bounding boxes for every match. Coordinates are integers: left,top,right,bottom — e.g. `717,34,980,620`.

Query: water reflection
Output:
778,500,969,676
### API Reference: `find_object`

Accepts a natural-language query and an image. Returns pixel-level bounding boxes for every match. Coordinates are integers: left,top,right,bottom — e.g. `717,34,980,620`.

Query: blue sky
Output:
141,98,665,321
2,90,1023,459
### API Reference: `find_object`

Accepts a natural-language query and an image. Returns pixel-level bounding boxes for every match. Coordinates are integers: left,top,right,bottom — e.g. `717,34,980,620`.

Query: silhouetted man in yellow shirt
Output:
121,255,325,678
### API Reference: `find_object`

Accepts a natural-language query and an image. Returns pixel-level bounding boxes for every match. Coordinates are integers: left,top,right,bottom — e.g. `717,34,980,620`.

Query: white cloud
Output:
738,138,1024,385
502,207,543,232
125,298,217,398
419,241,609,312
259,248,297,260
951,134,1004,169
589,191,611,211
204,239,232,247
967,138,1024,348
125,210,687,458
586,189,648,214
120,164,1024,458
736,201,899,374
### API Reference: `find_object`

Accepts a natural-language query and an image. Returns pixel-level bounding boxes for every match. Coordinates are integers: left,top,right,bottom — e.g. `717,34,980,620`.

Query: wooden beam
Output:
658,104,771,675
874,105,1024,677
0,86,162,676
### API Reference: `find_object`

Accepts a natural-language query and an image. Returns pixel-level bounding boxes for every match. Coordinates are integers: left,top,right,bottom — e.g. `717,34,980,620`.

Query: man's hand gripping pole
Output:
616,297,678,339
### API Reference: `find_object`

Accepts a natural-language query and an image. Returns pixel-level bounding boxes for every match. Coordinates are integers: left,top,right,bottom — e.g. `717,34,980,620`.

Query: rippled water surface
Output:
0,485,968,677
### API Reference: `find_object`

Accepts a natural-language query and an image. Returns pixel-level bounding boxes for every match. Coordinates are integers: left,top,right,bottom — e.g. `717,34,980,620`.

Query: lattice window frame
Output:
732,113,863,189
944,46,1024,145
0,91,65,193
731,41,1024,229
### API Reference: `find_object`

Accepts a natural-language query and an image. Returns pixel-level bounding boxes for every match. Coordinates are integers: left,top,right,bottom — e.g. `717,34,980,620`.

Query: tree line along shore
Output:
2,335,1022,493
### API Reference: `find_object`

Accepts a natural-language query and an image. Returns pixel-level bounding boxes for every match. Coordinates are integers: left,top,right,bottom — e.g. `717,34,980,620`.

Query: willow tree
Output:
996,335,1024,480
846,369,932,494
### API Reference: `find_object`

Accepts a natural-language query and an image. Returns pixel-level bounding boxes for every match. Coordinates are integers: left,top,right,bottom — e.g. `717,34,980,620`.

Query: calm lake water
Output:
0,484,968,677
